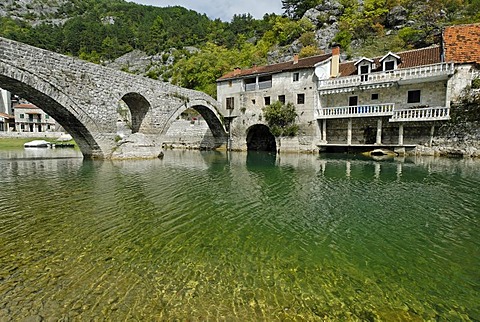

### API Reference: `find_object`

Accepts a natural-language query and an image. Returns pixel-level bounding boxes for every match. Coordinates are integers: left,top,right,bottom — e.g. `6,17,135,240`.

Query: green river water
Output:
0,148,479,321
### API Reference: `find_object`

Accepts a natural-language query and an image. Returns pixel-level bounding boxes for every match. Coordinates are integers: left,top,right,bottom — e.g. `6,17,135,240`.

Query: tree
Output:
282,0,322,20
145,16,168,54
263,101,298,137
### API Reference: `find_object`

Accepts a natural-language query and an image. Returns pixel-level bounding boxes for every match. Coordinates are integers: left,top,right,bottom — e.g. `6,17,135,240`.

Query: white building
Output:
216,23,480,153
13,103,57,133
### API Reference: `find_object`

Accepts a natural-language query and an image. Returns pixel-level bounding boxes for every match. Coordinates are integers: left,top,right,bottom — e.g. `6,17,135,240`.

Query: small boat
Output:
24,140,50,148
362,148,398,159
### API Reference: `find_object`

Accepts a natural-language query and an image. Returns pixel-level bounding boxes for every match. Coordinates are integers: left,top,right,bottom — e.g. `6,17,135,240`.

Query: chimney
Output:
233,67,241,76
331,45,340,77
293,53,299,64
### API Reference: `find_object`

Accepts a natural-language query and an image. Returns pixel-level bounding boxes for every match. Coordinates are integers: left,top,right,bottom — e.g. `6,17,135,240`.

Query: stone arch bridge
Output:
0,37,227,159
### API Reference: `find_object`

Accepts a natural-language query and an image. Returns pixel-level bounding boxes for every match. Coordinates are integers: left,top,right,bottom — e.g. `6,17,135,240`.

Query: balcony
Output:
316,104,450,122
318,62,455,94
316,103,395,119
389,106,450,122
245,80,272,91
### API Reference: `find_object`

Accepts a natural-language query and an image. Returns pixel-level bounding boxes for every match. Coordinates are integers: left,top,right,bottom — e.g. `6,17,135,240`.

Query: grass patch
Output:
0,137,78,149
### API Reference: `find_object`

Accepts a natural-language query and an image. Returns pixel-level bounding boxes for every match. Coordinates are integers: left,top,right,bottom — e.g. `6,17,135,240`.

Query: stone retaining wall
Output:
0,131,65,139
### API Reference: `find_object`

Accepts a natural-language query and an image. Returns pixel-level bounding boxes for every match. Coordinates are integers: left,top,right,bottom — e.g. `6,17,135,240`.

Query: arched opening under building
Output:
246,124,277,152
119,92,150,134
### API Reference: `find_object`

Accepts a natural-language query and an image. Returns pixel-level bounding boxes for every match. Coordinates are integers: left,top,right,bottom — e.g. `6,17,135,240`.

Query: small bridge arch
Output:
120,92,151,134
163,98,227,143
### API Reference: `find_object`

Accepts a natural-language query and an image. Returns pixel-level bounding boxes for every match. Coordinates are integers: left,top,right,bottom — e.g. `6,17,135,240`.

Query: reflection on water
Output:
0,150,479,320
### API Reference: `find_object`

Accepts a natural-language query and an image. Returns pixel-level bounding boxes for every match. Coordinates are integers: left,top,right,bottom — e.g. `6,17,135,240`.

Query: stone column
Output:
376,118,382,145
322,119,327,141
347,118,352,145
398,123,404,146
429,124,435,147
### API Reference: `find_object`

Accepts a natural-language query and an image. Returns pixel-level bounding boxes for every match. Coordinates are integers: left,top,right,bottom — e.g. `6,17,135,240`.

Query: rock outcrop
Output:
110,133,164,159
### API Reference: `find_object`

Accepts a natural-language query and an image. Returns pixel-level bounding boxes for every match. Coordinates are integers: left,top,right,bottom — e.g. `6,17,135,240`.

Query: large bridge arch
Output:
0,69,104,158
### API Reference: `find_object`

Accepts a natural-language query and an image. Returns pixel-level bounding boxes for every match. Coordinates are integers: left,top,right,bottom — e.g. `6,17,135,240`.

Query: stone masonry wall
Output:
163,119,216,150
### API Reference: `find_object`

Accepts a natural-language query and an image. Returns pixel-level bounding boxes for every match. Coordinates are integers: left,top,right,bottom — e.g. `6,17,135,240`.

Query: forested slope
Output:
1,0,479,98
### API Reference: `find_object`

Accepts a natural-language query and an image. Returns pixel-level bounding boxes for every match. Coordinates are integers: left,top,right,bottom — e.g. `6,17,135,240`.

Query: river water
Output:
0,148,478,320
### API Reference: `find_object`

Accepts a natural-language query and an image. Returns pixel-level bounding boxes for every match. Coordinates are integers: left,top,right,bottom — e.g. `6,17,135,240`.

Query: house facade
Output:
13,103,57,133
217,53,333,151
216,23,480,153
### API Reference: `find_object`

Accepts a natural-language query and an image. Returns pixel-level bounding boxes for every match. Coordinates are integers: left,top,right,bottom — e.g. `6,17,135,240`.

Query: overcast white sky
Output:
128,0,283,21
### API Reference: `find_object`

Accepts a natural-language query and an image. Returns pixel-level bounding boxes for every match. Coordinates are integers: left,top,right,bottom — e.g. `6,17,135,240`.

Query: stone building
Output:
217,53,332,152
217,23,480,154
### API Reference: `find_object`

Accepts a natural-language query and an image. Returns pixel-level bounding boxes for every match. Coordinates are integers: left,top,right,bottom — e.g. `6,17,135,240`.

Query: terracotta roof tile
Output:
218,53,332,81
338,46,442,77
443,23,480,64
0,112,14,119
13,104,38,109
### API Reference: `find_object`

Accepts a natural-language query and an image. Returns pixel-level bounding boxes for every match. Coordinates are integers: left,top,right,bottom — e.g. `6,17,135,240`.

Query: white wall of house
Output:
320,80,449,110
14,106,57,132
218,68,319,139
448,64,477,102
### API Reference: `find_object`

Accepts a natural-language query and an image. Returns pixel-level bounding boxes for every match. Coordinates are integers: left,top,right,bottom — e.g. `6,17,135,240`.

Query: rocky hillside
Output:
0,0,70,26
1,0,479,98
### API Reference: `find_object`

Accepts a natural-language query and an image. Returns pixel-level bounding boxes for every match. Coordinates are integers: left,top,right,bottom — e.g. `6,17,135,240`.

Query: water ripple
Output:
0,151,479,320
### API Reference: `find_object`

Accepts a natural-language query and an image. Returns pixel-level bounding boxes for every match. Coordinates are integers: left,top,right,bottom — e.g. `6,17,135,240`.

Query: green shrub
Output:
471,77,480,89
263,101,298,137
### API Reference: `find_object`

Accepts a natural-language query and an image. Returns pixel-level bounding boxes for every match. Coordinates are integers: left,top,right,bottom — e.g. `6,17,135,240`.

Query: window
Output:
297,93,305,104
278,95,285,104
407,90,421,103
45,115,50,119
228,80,233,87
385,61,395,71
258,75,272,89
349,96,358,106
20,113,24,119
293,72,299,82
244,78,256,91
360,65,369,81
264,96,271,106
226,97,234,110
371,93,379,100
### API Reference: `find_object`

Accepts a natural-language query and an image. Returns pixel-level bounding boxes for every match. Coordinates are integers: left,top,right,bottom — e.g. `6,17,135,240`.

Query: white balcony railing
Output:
316,103,395,119
318,62,455,90
389,106,450,122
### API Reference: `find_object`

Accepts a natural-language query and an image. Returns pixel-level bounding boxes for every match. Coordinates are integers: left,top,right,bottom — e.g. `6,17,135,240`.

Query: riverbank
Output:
0,136,77,149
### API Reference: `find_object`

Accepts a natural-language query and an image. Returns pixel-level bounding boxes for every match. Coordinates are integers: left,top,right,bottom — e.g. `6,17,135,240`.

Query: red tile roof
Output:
443,23,480,64
0,112,14,119
218,53,332,81
13,104,38,109
338,46,442,77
